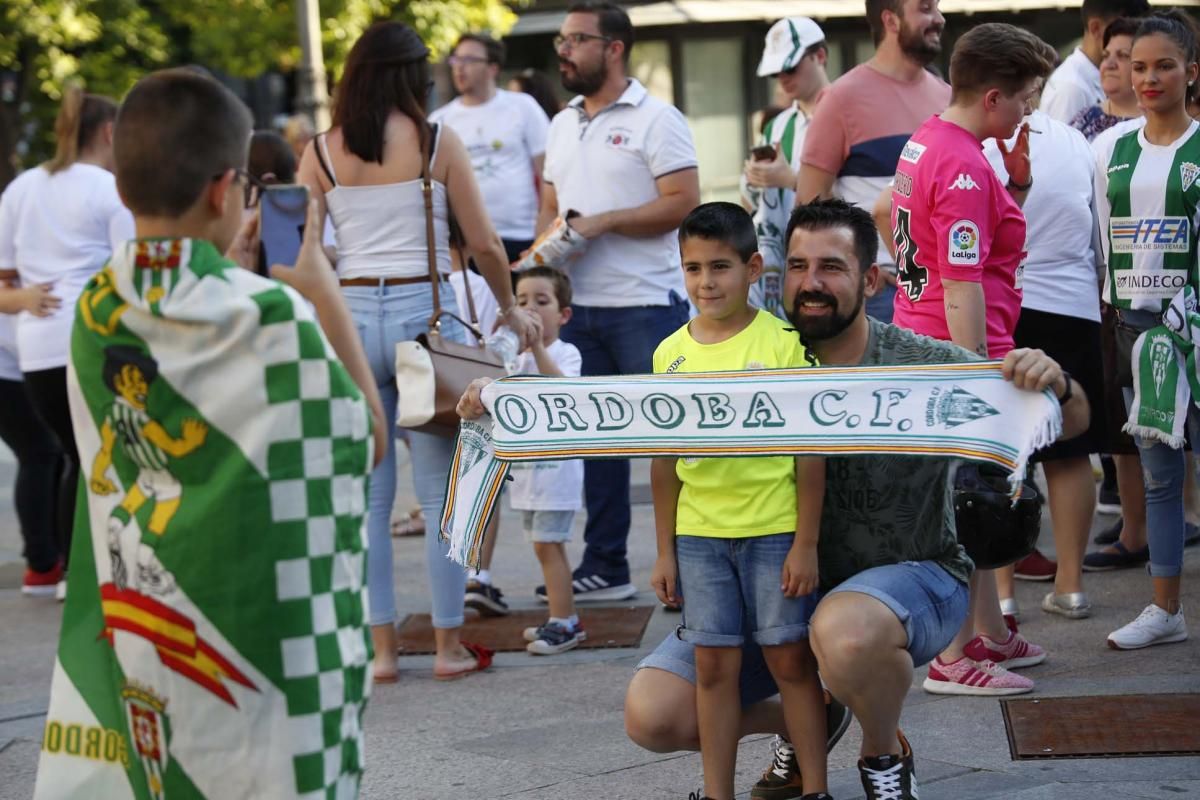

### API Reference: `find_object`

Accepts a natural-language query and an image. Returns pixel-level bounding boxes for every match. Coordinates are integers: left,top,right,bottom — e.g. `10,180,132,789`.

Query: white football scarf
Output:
440,363,1062,568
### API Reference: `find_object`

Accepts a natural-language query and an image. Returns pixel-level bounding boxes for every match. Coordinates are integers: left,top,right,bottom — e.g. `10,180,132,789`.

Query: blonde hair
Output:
44,86,118,174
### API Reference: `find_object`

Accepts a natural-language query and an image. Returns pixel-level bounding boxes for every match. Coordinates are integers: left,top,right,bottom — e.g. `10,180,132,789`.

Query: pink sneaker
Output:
922,647,1034,696
975,626,1046,669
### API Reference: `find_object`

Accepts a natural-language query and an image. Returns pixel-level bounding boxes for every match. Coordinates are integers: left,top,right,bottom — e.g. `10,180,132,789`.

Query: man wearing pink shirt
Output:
889,23,1058,697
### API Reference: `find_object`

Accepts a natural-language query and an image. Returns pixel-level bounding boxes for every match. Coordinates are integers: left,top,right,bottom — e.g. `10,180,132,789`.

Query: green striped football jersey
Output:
1095,119,1200,312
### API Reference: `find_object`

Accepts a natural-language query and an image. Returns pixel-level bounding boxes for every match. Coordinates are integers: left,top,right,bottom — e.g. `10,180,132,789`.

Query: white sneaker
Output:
55,579,67,603
1107,604,1188,650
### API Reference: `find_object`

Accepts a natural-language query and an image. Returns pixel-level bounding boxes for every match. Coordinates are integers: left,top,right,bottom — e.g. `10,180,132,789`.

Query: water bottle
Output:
486,328,521,375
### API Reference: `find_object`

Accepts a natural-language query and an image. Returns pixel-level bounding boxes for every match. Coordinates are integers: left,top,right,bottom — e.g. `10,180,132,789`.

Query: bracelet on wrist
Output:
1056,370,1074,405
1007,176,1033,192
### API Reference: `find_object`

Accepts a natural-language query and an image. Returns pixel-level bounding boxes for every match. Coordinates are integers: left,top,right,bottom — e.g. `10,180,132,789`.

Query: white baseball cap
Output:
757,17,826,77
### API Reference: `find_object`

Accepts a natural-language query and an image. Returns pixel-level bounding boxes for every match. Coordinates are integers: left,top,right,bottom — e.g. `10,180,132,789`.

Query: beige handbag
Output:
394,125,506,436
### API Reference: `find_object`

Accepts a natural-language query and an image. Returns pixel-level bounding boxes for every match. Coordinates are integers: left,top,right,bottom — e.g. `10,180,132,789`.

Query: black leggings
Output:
0,378,65,572
22,367,79,569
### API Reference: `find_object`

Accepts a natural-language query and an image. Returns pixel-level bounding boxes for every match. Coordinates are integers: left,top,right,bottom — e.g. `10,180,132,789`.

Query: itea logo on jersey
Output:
1110,216,1190,253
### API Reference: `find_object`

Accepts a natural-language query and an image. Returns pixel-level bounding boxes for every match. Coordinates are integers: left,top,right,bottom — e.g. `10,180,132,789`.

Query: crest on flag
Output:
122,683,170,800
1181,161,1200,192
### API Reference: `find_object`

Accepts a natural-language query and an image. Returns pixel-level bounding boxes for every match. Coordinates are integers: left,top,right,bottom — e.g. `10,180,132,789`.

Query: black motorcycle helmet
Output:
954,462,1043,569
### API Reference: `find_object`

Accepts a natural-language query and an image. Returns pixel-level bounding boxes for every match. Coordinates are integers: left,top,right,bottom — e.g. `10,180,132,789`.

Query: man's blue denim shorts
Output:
640,559,968,705
675,533,820,648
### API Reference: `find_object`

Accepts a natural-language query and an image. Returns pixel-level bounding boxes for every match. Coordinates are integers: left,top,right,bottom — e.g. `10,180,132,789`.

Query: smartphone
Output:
751,144,777,162
258,184,309,275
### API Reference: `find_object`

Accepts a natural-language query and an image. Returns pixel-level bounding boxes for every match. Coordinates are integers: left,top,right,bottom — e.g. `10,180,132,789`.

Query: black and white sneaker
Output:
750,697,852,799
535,572,637,603
859,730,919,800
465,580,509,617
524,621,586,655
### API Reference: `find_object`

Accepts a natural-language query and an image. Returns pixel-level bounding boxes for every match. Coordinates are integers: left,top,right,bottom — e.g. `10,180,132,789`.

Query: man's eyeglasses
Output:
216,168,268,209
553,32,612,51
447,55,490,67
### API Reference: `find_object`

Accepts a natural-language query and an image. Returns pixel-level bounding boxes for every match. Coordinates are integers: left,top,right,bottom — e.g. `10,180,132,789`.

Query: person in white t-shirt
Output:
0,87,133,598
741,17,830,318
507,267,586,654
430,33,550,261
538,1,699,603
1041,0,1151,123
983,108,1105,620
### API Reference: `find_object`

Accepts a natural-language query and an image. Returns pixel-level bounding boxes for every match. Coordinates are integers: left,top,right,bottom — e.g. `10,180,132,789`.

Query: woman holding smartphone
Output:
298,21,534,683
1094,11,1200,651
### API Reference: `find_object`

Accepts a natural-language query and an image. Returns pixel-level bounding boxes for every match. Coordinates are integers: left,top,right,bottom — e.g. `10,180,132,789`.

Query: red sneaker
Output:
22,561,64,597
1013,550,1057,581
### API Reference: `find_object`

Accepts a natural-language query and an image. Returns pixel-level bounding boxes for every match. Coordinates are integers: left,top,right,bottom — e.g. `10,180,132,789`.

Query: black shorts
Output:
1013,307,1106,462
1099,303,1138,455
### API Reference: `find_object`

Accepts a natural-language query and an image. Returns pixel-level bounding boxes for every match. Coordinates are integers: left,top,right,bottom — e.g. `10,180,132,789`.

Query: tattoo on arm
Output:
974,344,988,357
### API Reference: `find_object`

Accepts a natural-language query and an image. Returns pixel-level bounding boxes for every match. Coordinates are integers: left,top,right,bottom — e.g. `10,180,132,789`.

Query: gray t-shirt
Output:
818,318,975,590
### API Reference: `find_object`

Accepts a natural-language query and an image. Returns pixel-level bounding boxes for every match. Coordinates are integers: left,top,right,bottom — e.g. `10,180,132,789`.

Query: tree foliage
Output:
0,0,521,175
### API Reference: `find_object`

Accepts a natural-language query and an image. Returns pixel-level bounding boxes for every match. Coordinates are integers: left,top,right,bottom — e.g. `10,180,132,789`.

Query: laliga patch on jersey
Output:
949,173,981,191
900,141,926,164
947,220,980,264
1109,217,1190,253
1182,162,1200,192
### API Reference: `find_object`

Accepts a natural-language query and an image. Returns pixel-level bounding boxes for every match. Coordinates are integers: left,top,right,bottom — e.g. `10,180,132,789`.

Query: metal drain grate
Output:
1001,694,1200,759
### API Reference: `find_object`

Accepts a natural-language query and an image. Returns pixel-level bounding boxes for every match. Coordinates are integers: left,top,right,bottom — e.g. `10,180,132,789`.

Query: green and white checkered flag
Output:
35,238,375,800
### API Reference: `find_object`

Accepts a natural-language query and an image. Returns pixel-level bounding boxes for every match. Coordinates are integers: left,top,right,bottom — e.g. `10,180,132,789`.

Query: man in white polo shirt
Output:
1040,0,1149,124
538,0,699,603
431,33,550,261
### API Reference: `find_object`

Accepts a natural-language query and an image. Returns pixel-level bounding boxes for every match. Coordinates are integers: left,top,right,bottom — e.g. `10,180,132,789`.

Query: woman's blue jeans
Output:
1124,387,1195,578
342,280,468,628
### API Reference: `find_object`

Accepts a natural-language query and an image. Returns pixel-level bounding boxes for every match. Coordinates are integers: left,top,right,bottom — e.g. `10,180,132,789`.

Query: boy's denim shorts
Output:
640,559,968,704
675,533,819,648
521,509,575,544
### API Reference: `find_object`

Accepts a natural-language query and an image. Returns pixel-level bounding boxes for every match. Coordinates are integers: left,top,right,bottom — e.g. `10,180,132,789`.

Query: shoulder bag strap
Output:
423,124,443,328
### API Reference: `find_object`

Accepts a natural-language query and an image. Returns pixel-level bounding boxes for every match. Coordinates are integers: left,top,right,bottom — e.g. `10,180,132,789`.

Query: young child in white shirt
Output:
509,267,585,654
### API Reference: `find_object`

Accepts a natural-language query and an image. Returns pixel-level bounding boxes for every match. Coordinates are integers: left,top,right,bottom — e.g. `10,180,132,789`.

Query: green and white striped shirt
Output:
108,398,169,471
1095,118,1200,313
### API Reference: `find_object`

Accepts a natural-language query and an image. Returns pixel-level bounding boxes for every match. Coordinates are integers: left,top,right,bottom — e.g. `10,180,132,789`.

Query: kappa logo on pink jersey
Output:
949,173,981,191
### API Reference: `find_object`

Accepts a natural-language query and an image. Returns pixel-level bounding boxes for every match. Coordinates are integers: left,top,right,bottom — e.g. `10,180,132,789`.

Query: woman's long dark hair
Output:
333,21,432,164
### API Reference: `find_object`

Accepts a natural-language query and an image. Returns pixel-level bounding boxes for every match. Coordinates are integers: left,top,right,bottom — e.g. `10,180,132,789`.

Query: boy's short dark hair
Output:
786,199,879,272
567,1,635,64
949,23,1056,101
456,33,505,66
114,69,253,217
1082,0,1150,23
517,266,573,308
678,202,759,264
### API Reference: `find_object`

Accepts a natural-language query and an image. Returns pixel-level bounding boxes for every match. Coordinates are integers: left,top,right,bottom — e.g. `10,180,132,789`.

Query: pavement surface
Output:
1,448,1199,799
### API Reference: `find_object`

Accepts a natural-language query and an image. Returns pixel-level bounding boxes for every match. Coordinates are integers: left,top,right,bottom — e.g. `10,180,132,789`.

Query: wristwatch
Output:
1056,370,1073,405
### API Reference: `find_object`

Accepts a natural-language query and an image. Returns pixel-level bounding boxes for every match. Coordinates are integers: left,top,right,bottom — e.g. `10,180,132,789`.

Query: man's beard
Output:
898,18,942,66
787,286,864,341
561,57,607,95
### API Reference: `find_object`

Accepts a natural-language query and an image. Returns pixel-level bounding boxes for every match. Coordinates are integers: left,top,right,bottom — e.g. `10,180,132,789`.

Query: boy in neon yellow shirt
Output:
650,202,829,800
